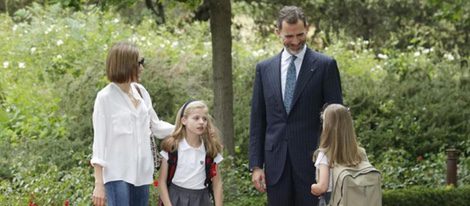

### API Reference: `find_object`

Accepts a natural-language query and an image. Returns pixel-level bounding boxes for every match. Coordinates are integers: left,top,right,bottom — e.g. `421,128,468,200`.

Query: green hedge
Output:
383,185,470,206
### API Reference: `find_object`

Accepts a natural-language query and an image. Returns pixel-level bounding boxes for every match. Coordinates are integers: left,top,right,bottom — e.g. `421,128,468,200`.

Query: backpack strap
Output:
166,151,178,186
134,84,143,98
205,154,216,201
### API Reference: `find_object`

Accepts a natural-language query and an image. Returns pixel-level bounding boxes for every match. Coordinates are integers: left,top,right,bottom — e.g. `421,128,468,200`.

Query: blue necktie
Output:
284,55,297,114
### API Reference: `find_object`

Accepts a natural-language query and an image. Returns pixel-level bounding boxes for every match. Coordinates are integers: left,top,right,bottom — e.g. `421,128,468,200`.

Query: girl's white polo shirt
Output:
160,138,223,189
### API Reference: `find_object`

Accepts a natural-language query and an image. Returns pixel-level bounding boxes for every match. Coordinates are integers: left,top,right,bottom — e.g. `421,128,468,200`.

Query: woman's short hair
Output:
106,42,139,83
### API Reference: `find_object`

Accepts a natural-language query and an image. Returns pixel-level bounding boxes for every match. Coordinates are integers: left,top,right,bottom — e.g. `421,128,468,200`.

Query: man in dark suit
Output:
249,6,343,205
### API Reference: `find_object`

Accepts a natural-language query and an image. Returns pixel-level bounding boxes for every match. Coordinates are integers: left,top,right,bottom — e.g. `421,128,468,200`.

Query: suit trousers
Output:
267,152,318,206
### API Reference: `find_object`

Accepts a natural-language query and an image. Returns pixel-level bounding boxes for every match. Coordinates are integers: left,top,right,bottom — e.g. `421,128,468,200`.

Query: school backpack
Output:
329,158,382,206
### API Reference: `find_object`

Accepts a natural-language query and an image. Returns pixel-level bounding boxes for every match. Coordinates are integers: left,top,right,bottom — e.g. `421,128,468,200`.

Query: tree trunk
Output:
209,0,234,155
145,0,165,25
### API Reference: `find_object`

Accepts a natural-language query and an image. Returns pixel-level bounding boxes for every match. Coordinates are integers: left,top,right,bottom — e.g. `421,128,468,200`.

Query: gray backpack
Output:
329,153,382,206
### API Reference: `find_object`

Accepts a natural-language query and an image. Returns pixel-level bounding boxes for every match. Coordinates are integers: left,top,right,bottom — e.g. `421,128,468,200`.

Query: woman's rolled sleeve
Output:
160,150,169,160
91,96,107,167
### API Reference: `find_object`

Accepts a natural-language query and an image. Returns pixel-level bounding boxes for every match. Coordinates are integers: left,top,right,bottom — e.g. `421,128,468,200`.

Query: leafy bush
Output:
383,185,470,206
0,139,93,205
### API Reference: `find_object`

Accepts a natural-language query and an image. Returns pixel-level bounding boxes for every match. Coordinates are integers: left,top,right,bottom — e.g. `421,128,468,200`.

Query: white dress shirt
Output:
160,138,223,189
91,82,174,186
281,45,307,99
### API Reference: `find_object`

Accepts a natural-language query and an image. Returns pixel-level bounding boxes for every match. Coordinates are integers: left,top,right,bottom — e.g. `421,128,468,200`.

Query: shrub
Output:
383,185,470,206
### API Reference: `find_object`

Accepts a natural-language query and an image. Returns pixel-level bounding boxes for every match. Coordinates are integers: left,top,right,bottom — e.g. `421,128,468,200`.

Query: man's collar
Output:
282,45,307,62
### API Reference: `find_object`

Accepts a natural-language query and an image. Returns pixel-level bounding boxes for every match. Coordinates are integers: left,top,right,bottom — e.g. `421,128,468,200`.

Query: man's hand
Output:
251,167,266,193
92,183,106,206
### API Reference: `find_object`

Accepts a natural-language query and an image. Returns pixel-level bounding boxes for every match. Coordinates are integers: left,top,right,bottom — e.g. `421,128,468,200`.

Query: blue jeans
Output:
104,181,149,206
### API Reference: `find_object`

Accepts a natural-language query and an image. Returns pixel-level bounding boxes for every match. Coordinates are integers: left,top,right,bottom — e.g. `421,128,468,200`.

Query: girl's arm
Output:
311,164,329,195
158,160,172,206
212,166,223,206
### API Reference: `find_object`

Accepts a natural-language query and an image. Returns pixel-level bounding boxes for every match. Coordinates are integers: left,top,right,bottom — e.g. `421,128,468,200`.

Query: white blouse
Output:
160,138,223,189
91,82,174,186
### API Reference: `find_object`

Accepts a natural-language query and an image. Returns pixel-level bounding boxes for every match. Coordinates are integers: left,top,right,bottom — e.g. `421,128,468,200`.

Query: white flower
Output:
130,36,138,43
171,41,179,48
444,53,455,61
45,29,51,34
253,49,265,57
3,61,9,68
57,55,62,59
422,48,431,54
12,25,18,31
113,18,120,23
414,51,420,57
377,54,388,60
56,40,64,46
18,62,26,68
30,47,36,53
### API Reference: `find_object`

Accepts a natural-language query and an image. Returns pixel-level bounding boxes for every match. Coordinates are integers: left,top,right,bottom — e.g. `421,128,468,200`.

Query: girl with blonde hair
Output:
158,100,224,206
311,104,366,204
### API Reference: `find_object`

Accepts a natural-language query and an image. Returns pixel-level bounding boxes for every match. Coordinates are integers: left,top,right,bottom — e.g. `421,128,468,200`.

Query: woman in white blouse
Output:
91,42,174,206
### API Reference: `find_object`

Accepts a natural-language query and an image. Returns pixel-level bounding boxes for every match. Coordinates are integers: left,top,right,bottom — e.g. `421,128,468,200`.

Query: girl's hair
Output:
161,100,223,158
106,41,140,83
318,104,363,167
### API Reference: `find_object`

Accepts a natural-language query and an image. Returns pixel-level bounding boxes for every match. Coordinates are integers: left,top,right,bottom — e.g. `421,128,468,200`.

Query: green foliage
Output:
0,139,92,205
383,185,470,206
221,156,266,205
0,1,469,205
375,149,450,189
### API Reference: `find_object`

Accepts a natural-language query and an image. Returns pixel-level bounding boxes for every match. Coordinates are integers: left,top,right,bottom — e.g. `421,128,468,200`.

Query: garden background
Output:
0,0,469,205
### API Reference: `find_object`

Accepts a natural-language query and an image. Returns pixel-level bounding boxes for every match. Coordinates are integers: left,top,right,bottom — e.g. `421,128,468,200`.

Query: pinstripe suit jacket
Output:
249,47,343,186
